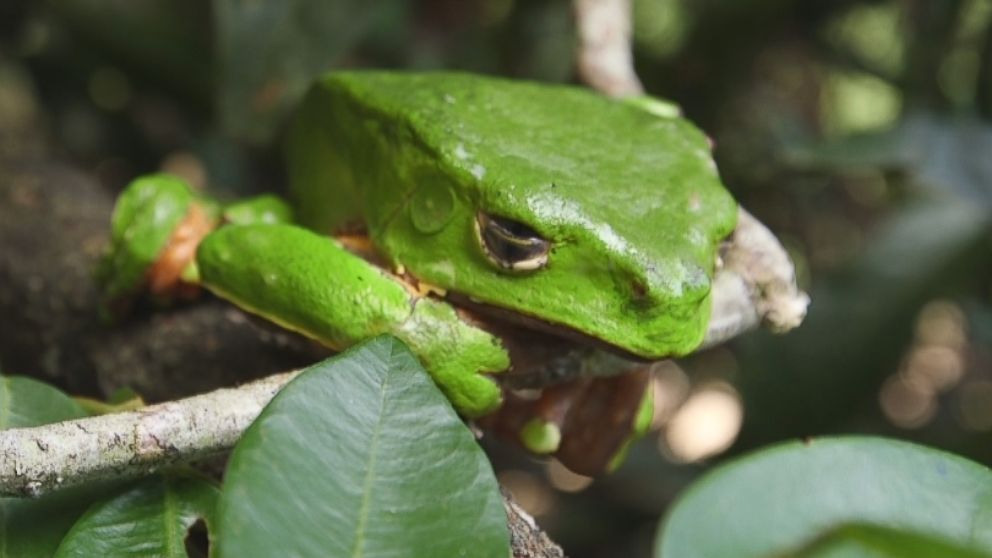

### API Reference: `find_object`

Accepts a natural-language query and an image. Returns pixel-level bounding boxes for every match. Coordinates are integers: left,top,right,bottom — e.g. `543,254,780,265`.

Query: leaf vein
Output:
350,368,391,558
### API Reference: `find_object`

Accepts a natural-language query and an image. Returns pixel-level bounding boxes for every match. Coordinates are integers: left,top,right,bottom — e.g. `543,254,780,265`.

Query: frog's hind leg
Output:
484,368,653,475
555,369,653,475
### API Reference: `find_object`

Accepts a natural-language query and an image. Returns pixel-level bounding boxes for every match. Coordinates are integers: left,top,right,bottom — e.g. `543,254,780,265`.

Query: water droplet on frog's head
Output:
263,272,278,286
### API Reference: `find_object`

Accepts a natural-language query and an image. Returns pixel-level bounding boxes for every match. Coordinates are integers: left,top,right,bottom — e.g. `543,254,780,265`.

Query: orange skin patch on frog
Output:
147,203,216,298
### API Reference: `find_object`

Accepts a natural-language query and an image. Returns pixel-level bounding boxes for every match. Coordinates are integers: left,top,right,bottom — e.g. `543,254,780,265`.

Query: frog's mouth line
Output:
332,231,653,362
446,291,652,363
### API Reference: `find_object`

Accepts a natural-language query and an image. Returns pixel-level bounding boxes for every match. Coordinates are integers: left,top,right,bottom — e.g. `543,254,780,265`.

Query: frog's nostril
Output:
629,277,651,304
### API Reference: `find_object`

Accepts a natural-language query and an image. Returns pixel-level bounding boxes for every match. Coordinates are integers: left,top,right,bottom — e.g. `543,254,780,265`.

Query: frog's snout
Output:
620,259,708,310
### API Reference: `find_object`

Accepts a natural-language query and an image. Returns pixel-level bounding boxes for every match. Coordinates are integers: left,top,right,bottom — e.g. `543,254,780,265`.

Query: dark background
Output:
1,1,991,556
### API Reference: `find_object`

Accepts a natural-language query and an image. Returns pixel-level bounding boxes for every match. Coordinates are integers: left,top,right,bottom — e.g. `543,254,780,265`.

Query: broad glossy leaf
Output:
216,336,509,558
782,523,992,558
657,437,992,558
0,374,91,558
54,474,219,558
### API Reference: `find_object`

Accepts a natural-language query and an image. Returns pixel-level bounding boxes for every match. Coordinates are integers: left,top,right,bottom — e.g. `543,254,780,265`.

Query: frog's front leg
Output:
196,223,509,417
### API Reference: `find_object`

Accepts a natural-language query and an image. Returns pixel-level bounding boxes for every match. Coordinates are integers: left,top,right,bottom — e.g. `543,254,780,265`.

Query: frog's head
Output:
298,72,739,359
346,74,740,359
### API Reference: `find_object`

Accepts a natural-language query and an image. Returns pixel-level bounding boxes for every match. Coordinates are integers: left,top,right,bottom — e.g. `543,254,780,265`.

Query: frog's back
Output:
290,70,734,268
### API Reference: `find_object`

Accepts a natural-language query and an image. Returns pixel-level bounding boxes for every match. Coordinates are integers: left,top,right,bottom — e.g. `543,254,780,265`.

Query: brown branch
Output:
573,0,643,97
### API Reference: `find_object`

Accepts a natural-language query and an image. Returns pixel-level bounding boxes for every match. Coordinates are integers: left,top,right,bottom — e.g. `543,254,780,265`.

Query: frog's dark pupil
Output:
478,213,550,270
491,216,539,238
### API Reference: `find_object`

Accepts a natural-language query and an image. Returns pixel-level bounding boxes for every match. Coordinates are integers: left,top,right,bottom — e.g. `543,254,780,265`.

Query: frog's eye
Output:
476,213,550,271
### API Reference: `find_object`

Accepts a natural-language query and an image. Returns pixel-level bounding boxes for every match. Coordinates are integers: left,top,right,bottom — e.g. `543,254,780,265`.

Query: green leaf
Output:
782,523,992,558
0,375,87,429
0,374,91,558
54,473,219,558
216,336,509,558
1,486,112,558
656,437,992,558
73,390,146,416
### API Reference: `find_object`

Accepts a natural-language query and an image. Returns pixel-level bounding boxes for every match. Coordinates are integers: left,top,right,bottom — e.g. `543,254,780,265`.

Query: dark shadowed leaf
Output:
213,0,404,142
54,473,219,558
216,336,509,558
657,437,992,558
0,374,91,558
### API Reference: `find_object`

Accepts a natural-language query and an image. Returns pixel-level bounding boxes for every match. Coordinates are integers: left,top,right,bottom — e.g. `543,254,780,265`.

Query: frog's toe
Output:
479,369,654,475
520,418,562,454
437,370,504,418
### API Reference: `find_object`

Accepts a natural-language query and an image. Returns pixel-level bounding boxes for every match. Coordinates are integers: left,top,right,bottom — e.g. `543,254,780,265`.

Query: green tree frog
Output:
100,71,737,473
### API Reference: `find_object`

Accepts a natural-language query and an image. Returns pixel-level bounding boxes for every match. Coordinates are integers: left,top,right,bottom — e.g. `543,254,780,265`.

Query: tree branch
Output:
0,371,299,497
572,0,809,346
574,0,644,97
703,208,810,348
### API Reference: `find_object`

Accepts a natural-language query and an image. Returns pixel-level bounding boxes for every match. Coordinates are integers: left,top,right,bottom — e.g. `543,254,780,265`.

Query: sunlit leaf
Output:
656,437,992,557
216,336,509,557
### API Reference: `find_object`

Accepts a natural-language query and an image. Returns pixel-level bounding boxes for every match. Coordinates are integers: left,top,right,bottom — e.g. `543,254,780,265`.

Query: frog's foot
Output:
99,174,295,318
146,203,215,298
519,380,589,455
98,175,219,317
482,368,653,475
395,298,509,417
556,369,653,474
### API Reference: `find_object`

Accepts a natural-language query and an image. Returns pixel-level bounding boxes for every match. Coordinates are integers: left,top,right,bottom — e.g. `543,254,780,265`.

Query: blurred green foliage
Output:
1,0,991,556
658,437,992,557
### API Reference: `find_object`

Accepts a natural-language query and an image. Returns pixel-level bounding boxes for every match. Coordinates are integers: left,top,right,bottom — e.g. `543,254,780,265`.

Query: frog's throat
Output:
332,232,651,362
446,292,651,363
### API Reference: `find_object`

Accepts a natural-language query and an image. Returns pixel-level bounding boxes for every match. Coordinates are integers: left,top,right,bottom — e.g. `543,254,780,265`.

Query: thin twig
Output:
0,371,299,497
574,0,644,96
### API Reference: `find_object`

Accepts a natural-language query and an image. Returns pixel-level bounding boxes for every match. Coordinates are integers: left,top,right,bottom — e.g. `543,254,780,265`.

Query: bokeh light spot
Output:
663,382,743,463
546,459,593,493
